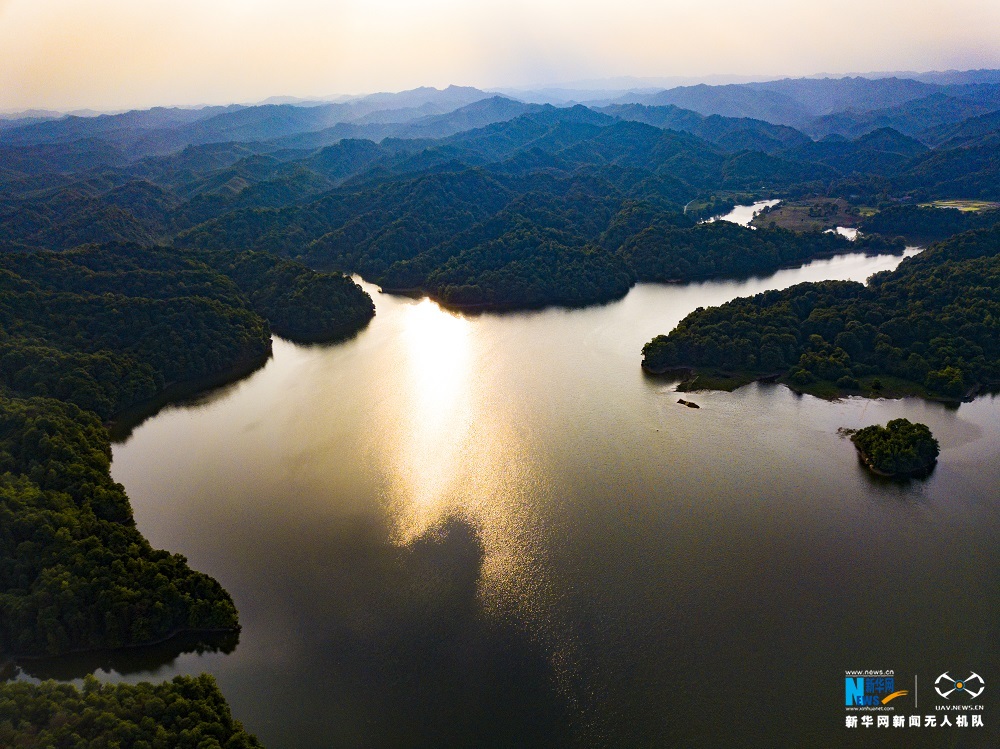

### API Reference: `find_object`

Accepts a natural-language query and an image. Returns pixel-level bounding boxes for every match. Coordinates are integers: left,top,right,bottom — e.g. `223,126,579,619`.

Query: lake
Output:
24,244,1000,747
707,198,780,226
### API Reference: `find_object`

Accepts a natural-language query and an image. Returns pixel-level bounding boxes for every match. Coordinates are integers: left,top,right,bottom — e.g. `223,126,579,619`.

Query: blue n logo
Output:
846,678,864,706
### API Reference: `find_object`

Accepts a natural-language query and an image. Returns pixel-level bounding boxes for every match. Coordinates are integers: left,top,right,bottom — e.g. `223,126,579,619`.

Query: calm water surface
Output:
32,247,1000,747
709,198,781,226
834,226,859,240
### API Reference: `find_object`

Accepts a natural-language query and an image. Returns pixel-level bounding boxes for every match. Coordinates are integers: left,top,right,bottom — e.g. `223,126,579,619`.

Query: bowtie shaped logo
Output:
934,672,985,700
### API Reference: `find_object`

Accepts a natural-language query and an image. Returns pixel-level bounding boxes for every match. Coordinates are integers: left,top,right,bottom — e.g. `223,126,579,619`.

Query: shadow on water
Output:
3,630,239,683
305,516,577,749
855,454,938,496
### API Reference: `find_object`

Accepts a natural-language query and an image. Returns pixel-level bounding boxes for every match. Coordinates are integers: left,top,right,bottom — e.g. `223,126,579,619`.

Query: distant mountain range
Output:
615,76,1000,138
3,73,1000,311
5,72,1000,153
3,69,1000,267
4,87,999,252
0,86,493,157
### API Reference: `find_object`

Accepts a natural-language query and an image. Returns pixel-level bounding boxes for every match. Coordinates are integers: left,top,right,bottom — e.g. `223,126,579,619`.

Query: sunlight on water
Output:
387,296,549,604
391,298,474,541
104,250,994,749
383,295,586,712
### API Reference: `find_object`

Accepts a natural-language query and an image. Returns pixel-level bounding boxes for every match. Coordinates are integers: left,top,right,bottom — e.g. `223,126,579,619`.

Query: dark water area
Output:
21,247,999,747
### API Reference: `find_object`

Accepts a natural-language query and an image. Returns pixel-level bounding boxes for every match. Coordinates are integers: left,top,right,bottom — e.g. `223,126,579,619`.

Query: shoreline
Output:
108,345,273,442
641,363,990,405
109,312,379,442
377,245,913,315
1,626,239,675
852,448,937,479
377,285,631,314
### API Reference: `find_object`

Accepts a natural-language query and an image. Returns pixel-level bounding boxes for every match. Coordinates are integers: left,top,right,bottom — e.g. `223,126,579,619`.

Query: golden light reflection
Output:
386,296,549,609
384,297,587,719
390,298,474,542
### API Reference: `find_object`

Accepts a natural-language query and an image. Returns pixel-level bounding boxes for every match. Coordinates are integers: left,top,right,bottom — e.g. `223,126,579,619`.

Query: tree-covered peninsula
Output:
196,248,375,343
0,243,373,659
0,396,241,657
642,224,1000,401
0,675,263,748
617,219,903,284
859,204,1000,242
849,419,940,477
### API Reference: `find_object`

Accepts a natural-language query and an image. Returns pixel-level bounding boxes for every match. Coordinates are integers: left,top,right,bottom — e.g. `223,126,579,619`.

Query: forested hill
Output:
642,224,1000,401
166,110,900,310
0,395,241,657
0,244,373,660
0,244,374,417
178,169,895,310
859,204,1000,242
0,245,270,419
5,88,1000,310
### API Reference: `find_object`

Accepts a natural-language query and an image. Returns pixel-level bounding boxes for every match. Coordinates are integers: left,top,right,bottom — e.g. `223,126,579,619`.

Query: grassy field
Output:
750,198,868,232
919,199,1000,212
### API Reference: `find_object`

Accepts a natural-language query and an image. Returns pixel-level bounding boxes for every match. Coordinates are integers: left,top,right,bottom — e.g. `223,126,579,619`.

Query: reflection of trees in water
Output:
5,630,239,682
108,360,269,443
855,452,938,494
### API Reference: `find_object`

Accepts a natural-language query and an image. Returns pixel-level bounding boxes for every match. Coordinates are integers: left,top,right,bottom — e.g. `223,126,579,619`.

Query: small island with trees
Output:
846,419,940,477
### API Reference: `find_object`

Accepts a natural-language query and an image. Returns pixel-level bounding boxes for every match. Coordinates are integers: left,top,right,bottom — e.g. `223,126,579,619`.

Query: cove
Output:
36,247,1000,748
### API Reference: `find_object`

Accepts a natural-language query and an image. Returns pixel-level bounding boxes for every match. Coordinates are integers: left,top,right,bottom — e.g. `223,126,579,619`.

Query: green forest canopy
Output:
642,224,1000,400
850,419,940,476
5,101,998,311
0,244,374,656
0,674,263,748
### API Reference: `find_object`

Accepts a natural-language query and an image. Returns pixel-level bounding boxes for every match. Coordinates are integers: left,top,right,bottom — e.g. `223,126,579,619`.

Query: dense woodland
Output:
0,395,241,657
0,674,262,747
618,220,903,283
0,244,373,418
859,204,1000,241
196,249,374,342
849,419,940,476
642,224,1000,399
4,79,1000,310
0,245,370,664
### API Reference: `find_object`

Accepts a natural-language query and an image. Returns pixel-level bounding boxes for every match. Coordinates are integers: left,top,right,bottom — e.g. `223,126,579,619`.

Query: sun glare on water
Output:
386,296,548,608
390,298,475,541
386,297,555,602
383,297,584,708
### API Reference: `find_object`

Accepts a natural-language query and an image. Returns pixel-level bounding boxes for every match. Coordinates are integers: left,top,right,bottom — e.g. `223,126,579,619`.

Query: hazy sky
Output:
2,0,999,111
